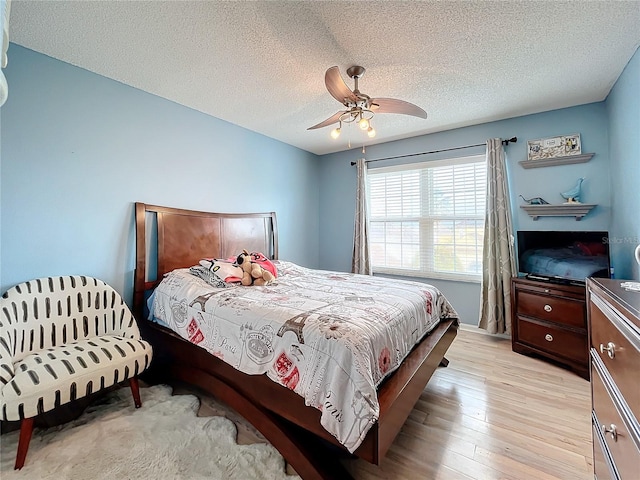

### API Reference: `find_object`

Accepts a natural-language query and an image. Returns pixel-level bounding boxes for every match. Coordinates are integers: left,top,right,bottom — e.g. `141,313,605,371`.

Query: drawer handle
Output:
601,423,619,442
543,304,552,312
544,333,553,342
599,342,616,359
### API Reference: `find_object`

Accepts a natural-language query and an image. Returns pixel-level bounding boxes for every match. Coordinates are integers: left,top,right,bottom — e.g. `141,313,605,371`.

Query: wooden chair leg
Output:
15,417,35,470
129,377,142,408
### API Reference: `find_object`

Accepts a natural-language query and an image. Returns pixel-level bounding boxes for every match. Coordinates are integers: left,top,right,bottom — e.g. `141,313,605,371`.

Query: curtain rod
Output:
350,136,517,166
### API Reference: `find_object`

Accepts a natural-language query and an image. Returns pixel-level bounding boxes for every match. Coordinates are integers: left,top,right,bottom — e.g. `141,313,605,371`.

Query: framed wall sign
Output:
527,133,581,161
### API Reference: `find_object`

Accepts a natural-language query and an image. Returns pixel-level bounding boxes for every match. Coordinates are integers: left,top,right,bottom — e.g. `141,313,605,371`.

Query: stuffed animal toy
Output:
236,249,275,286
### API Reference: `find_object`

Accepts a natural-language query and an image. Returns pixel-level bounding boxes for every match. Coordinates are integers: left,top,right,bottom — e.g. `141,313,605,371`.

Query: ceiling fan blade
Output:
307,111,344,130
370,98,427,119
325,66,357,105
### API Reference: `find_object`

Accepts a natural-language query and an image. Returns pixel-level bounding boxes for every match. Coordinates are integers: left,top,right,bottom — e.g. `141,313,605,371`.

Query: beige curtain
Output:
479,139,516,334
352,158,372,275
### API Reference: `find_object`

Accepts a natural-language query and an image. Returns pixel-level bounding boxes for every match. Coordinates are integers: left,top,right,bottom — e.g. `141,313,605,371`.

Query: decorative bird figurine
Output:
561,177,584,203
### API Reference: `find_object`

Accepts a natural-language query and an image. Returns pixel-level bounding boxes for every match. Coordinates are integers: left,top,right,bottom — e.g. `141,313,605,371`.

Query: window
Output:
367,154,486,281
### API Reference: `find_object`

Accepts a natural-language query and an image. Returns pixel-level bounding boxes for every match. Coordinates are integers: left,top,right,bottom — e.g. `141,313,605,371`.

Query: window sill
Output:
373,270,482,284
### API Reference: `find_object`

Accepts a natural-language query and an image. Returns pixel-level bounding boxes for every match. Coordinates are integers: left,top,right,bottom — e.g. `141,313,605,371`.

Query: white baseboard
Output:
459,323,510,339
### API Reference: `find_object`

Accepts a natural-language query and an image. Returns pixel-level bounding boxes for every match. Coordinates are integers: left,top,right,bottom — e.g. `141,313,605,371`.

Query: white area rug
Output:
0,385,299,480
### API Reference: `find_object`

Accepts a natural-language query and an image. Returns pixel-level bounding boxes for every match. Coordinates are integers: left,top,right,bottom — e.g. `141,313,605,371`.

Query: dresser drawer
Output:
591,363,640,480
517,290,585,328
517,317,587,363
590,295,640,420
592,415,620,480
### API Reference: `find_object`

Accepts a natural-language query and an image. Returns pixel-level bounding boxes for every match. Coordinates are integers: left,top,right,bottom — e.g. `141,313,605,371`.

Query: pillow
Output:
198,259,244,283
189,266,229,288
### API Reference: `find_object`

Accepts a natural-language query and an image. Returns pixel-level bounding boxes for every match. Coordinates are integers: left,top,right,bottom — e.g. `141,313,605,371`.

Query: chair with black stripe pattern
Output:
0,276,153,469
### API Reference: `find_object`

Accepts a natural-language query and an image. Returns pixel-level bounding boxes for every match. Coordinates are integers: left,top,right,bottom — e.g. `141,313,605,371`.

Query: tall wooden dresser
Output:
586,278,640,480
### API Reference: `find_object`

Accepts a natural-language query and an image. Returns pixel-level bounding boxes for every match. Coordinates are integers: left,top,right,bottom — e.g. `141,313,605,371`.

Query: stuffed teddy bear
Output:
236,249,275,286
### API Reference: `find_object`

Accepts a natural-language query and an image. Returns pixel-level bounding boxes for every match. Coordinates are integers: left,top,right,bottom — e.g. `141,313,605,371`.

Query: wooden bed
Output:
133,202,458,480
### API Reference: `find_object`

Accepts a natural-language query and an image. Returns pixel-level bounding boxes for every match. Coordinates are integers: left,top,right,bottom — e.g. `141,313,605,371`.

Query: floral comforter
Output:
151,261,458,452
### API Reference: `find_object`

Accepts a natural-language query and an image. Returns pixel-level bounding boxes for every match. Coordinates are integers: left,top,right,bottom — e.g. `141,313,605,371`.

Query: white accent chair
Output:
0,276,153,469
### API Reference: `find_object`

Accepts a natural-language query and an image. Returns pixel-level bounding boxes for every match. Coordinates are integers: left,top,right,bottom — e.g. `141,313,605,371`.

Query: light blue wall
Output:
318,103,611,324
1,45,320,302
3,43,636,322
606,46,640,281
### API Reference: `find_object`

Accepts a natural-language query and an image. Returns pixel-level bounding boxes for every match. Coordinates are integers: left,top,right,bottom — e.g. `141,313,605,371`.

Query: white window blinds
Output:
367,154,486,281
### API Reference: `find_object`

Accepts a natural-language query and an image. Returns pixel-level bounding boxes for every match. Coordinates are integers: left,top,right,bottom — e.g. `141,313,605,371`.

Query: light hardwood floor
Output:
190,325,594,480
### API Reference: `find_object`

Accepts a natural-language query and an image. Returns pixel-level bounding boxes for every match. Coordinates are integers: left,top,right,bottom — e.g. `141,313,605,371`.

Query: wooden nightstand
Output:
511,277,589,379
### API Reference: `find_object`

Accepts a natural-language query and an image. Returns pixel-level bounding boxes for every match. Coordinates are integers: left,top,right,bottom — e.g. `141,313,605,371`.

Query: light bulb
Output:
367,126,376,138
330,127,341,139
359,117,369,130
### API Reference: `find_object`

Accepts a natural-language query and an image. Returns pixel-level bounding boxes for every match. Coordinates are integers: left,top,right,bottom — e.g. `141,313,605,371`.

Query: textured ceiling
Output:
9,1,640,155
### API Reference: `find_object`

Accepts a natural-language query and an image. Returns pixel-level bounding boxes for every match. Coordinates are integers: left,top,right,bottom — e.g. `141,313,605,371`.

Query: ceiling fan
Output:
308,65,427,139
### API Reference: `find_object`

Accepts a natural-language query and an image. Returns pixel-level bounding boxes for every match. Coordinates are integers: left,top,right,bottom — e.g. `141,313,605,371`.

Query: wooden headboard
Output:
133,202,277,317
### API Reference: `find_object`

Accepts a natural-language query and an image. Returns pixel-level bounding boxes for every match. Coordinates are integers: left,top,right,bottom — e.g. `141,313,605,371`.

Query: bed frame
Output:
133,202,458,480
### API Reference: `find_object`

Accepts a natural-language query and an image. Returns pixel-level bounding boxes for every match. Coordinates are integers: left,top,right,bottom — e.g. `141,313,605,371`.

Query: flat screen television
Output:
516,230,611,285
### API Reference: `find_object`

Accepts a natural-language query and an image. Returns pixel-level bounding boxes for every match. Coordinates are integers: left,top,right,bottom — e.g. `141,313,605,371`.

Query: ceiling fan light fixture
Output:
310,65,427,144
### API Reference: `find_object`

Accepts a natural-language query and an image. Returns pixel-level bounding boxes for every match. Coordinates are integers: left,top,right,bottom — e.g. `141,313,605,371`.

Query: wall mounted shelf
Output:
518,153,594,169
521,203,596,221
